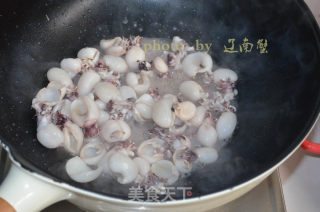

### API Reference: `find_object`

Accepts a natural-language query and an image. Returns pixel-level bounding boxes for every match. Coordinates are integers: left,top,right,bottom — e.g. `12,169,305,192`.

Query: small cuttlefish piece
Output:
152,94,177,128
97,110,110,126
77,71,101,96
173,147,194,174
60,58,82,78
182,52,213,78
80,141,106,165
153,56,169,74
32,81,66,111
174,101,197,121
102,55,128,73
94,82,121,103
212,68,238,84
179,80,207,102
151,160,179,185
108,151,138,184
133,94,154,122
63,121,84,154
125,46,145,70
126,71,151,96
77,47,100,66
189,106,207,127
37,122,64,149
194,147,218,164
172,136,191,150
216,112,237,140
52,99,72,119
197,118,218,147
101,120,131,143
70,96,100,127
133,157,150,177
47,68,74,88
65,156,103,183
120,86,137,101
100,37,122,50
137,138,166,163
100,37,126,57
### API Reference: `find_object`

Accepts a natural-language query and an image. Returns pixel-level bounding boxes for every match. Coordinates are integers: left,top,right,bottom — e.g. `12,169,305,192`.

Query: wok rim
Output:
1,112,318,206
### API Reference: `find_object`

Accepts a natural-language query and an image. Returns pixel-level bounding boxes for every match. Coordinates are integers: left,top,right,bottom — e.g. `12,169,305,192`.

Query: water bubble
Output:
122,17,128,24
133,22,137,28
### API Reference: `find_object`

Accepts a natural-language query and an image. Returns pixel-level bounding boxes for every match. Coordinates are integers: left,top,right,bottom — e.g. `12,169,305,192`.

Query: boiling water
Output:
43,37,238,196
123,38,226,149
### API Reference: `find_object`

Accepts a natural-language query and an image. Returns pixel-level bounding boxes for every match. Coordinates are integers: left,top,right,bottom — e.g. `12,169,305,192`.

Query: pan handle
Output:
302,118,320,154
0,163,70,212
301,139,320,154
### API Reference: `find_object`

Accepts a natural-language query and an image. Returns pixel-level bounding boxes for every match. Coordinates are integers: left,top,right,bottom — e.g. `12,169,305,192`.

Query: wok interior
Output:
0,0,320,200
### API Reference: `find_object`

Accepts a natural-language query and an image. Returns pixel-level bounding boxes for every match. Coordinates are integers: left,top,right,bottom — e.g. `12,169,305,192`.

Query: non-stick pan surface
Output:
0,0,320,200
